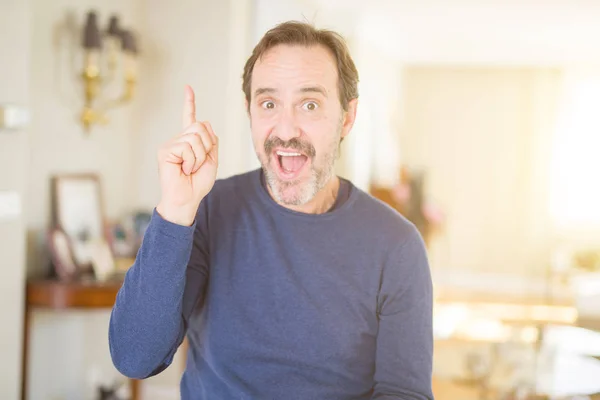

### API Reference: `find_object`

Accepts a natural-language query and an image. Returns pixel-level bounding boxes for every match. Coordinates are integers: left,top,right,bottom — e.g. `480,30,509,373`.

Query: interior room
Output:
2,0,600,399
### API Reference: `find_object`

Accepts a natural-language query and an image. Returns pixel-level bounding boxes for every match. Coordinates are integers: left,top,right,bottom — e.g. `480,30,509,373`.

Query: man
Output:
109,21,433,400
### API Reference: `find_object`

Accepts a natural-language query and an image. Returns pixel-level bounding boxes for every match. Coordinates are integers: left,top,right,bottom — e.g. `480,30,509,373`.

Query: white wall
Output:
400,67,562,276
349,43,402,190
25,0,145,398
308,0,600,66
135,0,255,211
0,1,31,398
27,0,145,276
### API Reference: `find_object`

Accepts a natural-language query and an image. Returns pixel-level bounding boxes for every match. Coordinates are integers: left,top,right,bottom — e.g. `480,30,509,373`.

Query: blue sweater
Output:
109,169,434,400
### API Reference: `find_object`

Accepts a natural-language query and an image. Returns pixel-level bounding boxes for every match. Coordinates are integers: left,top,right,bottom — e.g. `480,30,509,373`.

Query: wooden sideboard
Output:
21,279,139,400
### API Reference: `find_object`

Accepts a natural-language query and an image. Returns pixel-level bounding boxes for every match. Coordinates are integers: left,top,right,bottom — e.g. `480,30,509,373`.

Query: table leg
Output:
130,379,140,400
20,305,30,400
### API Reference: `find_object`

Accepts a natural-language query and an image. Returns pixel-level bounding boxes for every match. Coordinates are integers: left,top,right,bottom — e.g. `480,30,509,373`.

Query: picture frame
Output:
51,174,107,272
47,227,79,281
88,238,117,281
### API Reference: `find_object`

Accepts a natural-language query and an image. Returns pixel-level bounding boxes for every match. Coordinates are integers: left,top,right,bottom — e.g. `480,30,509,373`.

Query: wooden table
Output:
21,279,139,400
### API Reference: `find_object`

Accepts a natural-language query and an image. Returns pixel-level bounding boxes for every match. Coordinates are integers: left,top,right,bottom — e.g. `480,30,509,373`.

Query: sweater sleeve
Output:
371,227,434,400
108,205,210,379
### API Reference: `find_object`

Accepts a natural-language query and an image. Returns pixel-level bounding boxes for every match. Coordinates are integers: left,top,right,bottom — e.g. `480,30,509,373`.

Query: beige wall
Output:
400,66,562,276
134,0,254,212
25,1,145,398
27,0,145,276
0,1,31,398
349,43,402,190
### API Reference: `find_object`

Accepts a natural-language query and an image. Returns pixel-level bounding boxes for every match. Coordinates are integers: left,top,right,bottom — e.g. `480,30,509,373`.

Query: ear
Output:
340,98,358,139
245,98,252,127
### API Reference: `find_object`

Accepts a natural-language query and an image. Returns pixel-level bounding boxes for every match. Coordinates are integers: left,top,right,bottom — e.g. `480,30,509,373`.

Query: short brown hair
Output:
242,21,359,111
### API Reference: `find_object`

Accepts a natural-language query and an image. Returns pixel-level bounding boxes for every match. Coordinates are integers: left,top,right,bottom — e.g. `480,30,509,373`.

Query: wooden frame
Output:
51,174,107,271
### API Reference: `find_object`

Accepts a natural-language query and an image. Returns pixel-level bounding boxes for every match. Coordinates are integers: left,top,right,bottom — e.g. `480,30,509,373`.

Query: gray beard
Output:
260,136,339,206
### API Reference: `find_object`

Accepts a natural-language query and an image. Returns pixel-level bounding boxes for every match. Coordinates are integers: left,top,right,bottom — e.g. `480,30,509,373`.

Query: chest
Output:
197,224,382,368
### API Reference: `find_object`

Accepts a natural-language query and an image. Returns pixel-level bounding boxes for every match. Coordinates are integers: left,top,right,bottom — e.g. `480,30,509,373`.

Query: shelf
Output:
22,278,139,400
26,279,124,309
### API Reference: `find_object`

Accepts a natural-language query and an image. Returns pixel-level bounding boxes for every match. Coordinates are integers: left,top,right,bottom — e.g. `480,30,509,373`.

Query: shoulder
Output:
352,187,432,314
348,184,422,248
195,169,261,228
201,169,260,209
210,169,259,197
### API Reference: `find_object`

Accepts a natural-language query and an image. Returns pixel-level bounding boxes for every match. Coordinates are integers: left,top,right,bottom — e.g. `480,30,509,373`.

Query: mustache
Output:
264,137,316,159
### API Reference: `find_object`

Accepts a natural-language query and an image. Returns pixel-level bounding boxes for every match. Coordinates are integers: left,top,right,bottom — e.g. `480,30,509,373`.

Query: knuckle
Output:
183,131,198,143
172,142,185,153
200,121,213,133
192,134,206,150
202,134,213,148
181,133,200,147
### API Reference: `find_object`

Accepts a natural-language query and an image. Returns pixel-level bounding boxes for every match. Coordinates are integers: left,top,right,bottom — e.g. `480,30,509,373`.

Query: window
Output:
549,72,600,229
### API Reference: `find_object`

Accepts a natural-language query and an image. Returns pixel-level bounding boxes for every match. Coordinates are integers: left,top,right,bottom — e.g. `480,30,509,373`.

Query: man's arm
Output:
108,206,210,379
109,85,218,379
372,227,434,400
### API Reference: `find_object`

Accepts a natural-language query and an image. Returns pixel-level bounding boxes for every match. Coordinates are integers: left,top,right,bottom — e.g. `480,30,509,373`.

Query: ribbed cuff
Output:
151,207,196,240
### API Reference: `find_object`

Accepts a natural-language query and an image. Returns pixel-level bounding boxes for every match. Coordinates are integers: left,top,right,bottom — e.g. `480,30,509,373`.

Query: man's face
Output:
248,44,357,206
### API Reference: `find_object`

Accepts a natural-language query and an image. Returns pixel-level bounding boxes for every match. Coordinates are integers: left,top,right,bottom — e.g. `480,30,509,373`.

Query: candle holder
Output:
80,11,139,133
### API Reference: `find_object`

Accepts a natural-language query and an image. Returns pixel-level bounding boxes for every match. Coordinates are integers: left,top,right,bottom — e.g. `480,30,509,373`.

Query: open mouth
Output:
273,149,309,180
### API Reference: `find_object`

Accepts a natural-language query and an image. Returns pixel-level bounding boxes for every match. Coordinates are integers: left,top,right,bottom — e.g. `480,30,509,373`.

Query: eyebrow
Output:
254,87,276,97
253,86,328,98
300,86,328,97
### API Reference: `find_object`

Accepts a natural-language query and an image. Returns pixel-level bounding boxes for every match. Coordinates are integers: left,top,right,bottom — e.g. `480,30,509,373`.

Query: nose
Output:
274,105,301,141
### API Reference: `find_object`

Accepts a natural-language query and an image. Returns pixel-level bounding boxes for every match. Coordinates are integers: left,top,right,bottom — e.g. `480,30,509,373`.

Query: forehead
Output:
251,44,339,96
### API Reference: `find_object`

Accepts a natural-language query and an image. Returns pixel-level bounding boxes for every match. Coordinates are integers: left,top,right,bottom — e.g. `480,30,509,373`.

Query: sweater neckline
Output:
252,169,358,220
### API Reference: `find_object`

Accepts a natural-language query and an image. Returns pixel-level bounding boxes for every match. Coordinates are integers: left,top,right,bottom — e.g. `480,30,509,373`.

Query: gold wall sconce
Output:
81,11,139,132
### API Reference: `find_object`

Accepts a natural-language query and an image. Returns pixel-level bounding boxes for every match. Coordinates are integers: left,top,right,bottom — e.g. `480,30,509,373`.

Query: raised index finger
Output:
182,85,196,128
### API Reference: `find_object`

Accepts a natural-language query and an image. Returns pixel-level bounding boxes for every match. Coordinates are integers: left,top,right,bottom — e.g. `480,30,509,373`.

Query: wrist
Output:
156,202,198,227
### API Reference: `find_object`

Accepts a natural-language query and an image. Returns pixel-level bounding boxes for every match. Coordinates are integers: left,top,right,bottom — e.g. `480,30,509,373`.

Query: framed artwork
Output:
51,174,106,271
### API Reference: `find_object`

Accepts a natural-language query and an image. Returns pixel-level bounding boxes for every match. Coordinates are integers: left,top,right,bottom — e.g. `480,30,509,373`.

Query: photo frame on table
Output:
47,227,79,281
51,174,111,279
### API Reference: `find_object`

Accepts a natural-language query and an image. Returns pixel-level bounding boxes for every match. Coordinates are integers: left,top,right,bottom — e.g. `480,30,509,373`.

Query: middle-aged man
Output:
109,21,434,400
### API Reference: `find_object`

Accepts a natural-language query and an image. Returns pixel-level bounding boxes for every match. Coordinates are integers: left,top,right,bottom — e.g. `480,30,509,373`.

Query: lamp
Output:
80,11,139,132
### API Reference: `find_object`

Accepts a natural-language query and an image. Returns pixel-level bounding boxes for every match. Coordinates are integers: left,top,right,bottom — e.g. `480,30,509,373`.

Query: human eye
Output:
301,101,319,111
260,100,276,110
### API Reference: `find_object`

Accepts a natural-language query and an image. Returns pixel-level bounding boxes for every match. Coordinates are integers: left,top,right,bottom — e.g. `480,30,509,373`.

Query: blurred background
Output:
2,0,600,399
